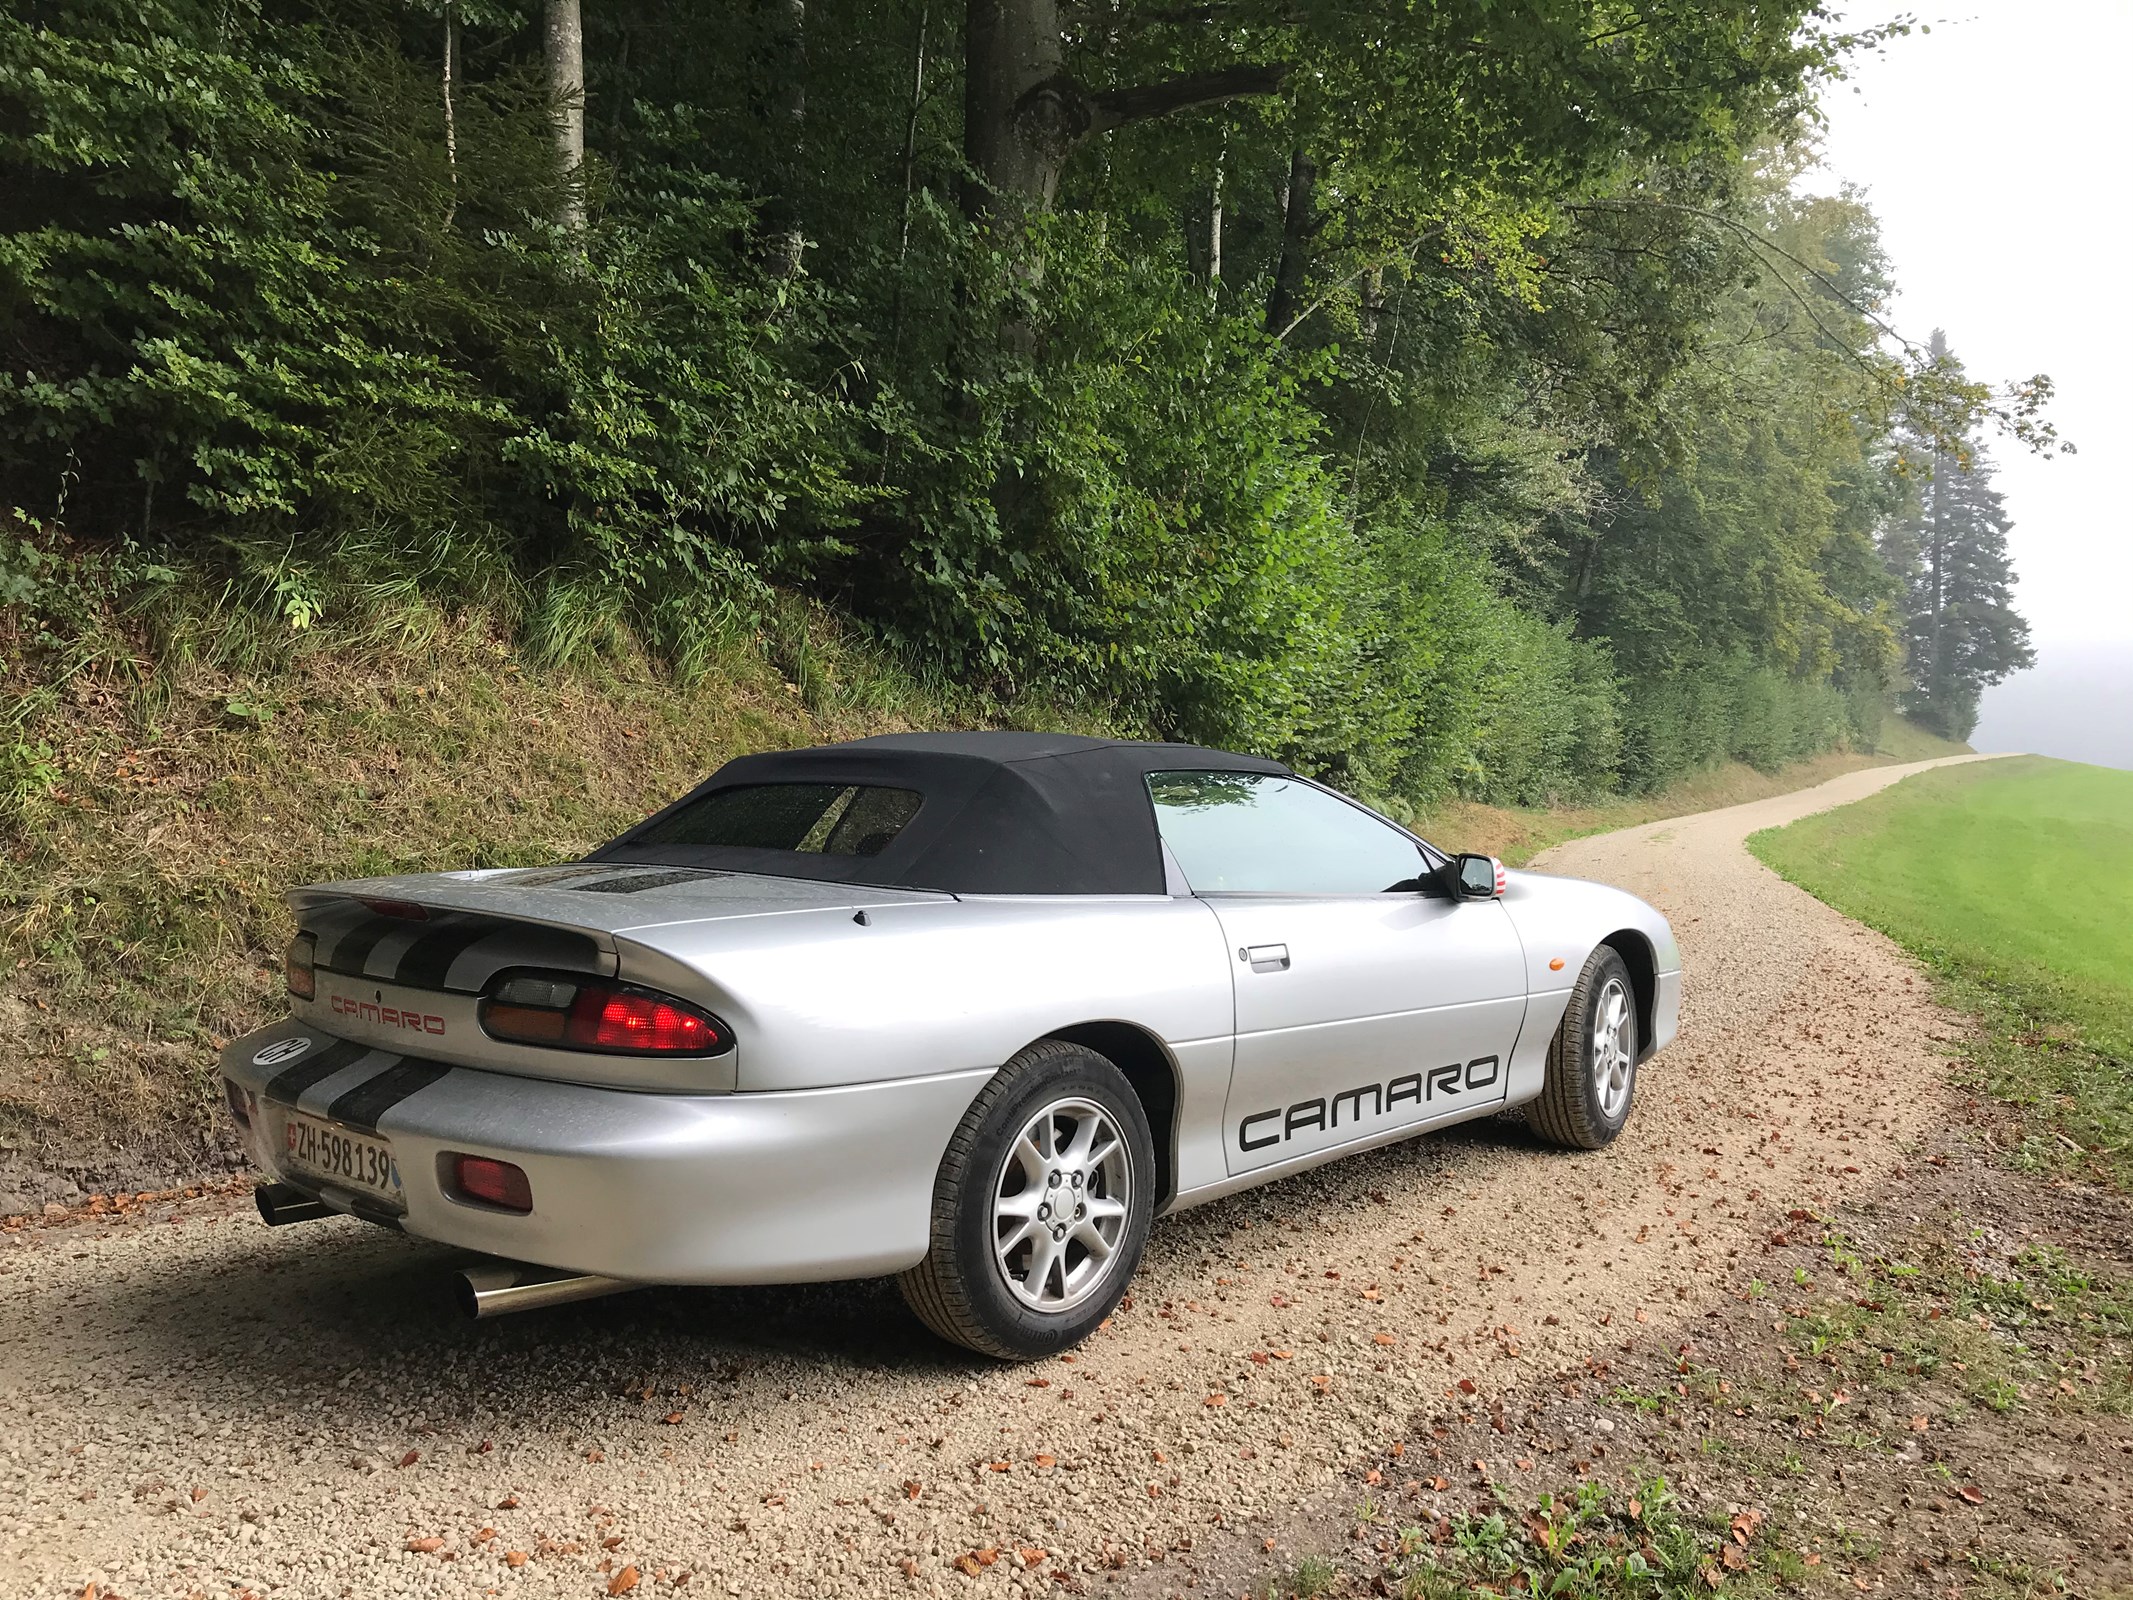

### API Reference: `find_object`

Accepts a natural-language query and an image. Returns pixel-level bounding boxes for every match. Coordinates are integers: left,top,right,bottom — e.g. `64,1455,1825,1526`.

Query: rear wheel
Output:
898,1039,1154,1360
1530,945,1639,1150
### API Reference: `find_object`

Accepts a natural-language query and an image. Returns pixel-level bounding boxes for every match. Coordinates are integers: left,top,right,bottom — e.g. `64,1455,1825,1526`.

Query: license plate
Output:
282,1111,404,1207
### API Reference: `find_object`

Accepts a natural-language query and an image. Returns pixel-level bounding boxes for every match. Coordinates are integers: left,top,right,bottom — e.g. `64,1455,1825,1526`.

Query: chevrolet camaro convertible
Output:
221,733,1681,1358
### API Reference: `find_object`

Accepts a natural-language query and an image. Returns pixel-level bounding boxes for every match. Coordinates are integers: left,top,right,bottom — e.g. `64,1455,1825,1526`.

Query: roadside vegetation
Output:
1751,757,2133,1191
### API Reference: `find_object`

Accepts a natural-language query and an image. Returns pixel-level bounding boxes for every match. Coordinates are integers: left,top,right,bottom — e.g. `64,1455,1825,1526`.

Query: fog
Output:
1972,640,2133,770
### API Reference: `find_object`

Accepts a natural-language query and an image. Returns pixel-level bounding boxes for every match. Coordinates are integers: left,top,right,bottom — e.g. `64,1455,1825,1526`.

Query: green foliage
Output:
0,0,2033,808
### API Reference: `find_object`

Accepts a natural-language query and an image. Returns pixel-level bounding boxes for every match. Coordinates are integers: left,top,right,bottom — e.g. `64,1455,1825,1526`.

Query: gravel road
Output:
0,755,1999,1600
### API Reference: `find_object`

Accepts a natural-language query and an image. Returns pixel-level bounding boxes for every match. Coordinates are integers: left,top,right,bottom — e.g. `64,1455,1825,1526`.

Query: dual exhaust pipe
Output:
254,1182,635,1319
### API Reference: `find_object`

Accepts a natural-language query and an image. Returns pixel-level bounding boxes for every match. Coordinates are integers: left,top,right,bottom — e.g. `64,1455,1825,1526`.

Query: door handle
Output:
1241,943,1290,972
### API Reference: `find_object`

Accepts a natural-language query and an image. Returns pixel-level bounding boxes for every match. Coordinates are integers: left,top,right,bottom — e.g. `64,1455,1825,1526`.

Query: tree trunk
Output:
1207,150,1224,286
961,0,1070,221
442,6,459,228
759,0,807,278
1266,146,1316,335
545,0,586,233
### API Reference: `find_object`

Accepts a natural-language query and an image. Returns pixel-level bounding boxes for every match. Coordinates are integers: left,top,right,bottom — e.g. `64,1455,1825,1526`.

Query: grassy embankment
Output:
0,598,1964,1190
1751,755,2133,1191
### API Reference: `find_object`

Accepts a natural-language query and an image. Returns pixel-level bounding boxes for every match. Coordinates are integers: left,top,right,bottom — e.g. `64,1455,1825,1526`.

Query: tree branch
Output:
1085,63,1289,137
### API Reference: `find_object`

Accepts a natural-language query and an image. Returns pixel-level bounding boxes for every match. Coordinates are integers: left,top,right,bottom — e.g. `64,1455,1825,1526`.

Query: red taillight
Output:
358,897,431,920
578,990,716,1052
450,1154,532,1213
478,973,731,1056
224,1078,254,1128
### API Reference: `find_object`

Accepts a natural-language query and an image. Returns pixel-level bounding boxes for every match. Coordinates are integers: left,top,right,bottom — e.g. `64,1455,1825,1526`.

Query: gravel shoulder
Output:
0,755,2001,1600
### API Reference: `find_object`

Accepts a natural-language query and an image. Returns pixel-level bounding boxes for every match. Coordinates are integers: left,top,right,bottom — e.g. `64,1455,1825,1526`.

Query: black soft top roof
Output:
590,732,1290,895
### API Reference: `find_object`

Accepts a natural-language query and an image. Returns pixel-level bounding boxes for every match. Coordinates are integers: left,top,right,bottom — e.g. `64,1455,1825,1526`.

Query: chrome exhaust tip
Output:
456,1260,636,1320
255,1182,332,1226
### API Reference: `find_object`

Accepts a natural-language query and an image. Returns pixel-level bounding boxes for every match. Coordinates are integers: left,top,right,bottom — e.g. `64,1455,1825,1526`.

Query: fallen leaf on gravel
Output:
1958,1485,1986,1504
1428,1477,1449,1491
603,1536,624,1549
189,1487,206,1503
1721,1545,1747,1571
1362,1288,1382,1301
973,1548,999,1567
660,1412,684,1425
1204,1393,1227,1406
900,1558,919,1577
1033,1454,1056,1468
1700,1564,1723,1588
954,1554,981,1577
1456,1378,1477,1395
586,1449,605,1463
1025,1377,1050,1387
902,1480,922,1500
407,1537,445,1553
1018,1546,1047,1565
607,1566,639,1595
497,1495,520,1509
1248,1351,1269,1365
474,1528,495,1544
1373,1333,1396,1346
505,1551,528,1568
987,1460,1010,1472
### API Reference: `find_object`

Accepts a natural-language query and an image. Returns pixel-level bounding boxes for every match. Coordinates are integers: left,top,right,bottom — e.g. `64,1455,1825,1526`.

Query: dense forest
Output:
2,0,2052,803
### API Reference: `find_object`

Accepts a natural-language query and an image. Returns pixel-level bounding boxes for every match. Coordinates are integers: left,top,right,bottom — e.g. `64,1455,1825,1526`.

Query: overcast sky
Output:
1814,1,2132,768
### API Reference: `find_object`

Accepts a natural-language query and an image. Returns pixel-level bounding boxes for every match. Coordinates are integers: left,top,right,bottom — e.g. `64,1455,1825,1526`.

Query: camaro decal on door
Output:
1237,1055,1502,1152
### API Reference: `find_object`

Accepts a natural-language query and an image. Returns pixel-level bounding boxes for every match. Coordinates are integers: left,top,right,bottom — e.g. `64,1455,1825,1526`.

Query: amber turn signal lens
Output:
286,932,317,1000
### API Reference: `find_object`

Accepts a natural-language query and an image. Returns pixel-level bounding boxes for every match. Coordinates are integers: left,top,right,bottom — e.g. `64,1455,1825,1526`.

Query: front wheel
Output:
898,1040,1155,1360
1529,945,1639,1150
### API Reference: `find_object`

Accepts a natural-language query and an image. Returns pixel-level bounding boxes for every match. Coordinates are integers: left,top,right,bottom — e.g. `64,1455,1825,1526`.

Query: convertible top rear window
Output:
633,783,923,859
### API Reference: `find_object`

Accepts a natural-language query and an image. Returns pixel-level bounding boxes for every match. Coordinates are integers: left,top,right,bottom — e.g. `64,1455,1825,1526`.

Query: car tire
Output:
1529,944,1639,1151
898,1039,1155,1360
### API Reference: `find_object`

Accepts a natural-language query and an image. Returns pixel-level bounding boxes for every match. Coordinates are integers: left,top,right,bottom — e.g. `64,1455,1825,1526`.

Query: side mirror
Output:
1448,852,1505,901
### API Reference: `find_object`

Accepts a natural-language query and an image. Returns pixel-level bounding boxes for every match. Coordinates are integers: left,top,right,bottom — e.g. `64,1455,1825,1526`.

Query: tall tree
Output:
1884,333,2035,740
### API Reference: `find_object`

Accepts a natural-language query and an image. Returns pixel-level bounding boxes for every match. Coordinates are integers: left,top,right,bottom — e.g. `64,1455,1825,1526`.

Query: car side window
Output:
1147,771,1426,894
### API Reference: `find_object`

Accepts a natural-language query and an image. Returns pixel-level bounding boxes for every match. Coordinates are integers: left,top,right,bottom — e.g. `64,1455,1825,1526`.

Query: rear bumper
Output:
221,1022,989,1284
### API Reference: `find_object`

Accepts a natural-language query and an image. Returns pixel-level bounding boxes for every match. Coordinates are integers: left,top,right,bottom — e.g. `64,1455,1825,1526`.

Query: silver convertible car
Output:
220,733,1681,1358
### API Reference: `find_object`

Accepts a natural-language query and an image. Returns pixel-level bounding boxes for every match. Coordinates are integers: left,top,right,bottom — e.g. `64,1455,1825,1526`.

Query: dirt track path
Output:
0,756,2000,1600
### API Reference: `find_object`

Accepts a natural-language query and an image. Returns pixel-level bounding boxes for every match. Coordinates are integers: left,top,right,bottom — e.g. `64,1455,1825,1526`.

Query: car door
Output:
1147,771,1530,1178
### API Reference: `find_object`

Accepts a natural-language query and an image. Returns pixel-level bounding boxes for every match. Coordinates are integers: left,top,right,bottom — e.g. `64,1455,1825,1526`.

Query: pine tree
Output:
1883,332,2036,741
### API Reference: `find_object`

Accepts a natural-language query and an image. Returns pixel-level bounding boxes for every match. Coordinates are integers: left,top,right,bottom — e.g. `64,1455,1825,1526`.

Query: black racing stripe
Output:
326,1059,452,1134
324,916,397,978
392,916,497,990
263,1037,374,1104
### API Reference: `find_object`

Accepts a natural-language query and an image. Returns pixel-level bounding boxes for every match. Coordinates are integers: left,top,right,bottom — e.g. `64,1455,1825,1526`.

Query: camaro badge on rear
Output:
251,1036,313,1068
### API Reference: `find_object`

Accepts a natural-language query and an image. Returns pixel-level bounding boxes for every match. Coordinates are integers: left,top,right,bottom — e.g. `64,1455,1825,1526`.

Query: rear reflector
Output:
450,1154,532,1213
223,1078,254,1129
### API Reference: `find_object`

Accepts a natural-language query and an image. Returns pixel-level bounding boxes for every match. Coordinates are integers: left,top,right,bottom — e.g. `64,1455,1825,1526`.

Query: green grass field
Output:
1751,756,2133,1183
